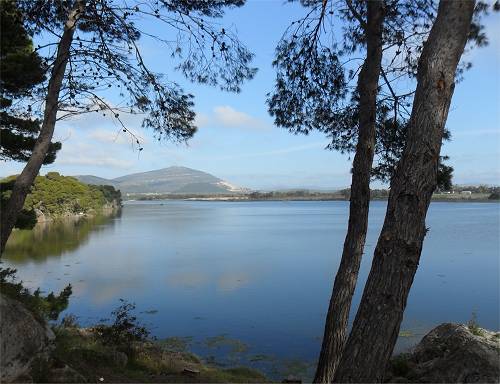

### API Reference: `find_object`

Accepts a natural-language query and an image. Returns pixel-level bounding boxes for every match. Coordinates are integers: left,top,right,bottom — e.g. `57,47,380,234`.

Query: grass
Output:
41,325,267,383
398,330,414,338
160,336,194,353
204,334,249,354
467,313,486,337
2,269,267,383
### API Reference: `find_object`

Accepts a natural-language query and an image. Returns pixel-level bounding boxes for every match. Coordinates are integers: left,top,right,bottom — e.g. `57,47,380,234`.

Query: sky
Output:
3,1,500,190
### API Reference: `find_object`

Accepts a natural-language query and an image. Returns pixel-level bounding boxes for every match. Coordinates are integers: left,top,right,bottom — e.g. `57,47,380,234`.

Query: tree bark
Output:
313,2,385,383
0,1,84,255
333,1,475,382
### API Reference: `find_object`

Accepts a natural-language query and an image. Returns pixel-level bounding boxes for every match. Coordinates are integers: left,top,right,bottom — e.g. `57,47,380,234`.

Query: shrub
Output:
467,312,485,337
0,267,72,322
95,299,150,357
488,191,500,200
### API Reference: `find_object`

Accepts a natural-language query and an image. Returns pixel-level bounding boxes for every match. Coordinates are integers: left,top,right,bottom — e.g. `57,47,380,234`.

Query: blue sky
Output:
3,1,499,190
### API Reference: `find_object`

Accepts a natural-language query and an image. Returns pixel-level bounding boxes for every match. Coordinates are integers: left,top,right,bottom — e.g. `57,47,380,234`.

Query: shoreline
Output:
124,196,499,203
33,202,122,224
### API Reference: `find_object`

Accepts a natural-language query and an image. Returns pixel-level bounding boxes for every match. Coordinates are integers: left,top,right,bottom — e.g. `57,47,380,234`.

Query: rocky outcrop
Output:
45,364,87,383
0,294,55,382
34,201,121,224
387,323,500,383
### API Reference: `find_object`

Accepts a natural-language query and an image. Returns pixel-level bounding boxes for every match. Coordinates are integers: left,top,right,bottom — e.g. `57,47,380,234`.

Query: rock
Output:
76,327,95,338
0,294,55,383
182,367,200,377
282,375,302,383
45,364,87,383
388,323,500,383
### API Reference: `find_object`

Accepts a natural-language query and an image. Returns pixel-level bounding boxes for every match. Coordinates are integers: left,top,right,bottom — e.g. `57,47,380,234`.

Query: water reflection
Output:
2,201,498,381
4,213,120,264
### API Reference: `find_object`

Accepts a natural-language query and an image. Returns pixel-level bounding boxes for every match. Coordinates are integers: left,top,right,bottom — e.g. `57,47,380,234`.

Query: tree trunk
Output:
333,1,475,382
313,2,384,383
0,1,84,255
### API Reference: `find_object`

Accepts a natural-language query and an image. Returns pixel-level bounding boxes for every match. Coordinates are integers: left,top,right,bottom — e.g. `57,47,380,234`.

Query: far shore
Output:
123,192,499,203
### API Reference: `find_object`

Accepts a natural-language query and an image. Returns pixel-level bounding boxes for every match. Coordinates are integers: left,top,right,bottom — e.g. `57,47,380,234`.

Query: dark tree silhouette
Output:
334,1,478,380
1,0,256,254
268,1,491,381
268,1,438,381
0,0,61,164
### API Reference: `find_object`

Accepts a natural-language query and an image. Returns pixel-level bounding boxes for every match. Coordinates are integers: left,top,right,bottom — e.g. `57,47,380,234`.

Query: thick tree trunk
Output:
333,1,475,382
313,2,384,383
0,1,84,255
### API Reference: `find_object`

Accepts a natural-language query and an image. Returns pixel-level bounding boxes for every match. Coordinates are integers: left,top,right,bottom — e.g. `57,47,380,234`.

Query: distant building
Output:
461,191,472,195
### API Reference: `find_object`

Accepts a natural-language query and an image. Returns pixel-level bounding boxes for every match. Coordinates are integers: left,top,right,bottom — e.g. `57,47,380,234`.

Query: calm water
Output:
3,201,499,378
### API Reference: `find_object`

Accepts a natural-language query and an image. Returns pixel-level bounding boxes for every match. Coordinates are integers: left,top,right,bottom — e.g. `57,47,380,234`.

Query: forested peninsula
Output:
0,172,121,229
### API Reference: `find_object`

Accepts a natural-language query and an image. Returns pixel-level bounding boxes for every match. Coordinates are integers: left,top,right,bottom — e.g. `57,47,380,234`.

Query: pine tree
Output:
1,0,256,253
0,0,61,164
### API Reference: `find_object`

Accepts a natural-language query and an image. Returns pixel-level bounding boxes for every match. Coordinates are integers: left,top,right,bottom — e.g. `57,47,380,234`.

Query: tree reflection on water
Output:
3,212,120,264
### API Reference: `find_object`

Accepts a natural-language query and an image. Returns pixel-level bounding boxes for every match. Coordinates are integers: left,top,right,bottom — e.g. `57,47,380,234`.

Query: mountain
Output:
74,166,248,195
75,175,118,187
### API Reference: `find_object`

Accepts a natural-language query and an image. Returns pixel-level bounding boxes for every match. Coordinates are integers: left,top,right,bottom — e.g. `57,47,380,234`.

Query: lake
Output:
3,200,499,379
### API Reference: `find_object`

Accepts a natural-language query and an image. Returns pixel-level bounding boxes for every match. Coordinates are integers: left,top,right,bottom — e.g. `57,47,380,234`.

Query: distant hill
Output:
76,175,118,187
74,166,248,195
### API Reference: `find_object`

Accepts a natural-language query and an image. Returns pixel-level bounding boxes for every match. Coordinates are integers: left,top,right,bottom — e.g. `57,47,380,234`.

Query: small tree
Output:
0,0,256,253
95,299,150,357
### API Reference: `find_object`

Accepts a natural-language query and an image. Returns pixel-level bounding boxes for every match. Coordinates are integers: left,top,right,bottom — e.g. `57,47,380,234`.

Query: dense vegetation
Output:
0,0,61,165
0,172,121,229
0,267,71,323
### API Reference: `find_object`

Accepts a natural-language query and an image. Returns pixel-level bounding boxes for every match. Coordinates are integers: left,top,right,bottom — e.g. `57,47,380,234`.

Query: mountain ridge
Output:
75,166,248,195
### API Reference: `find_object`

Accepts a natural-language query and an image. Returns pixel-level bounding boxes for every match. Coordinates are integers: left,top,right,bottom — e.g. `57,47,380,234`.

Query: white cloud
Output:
213,106,257,127
58,105,145,132
87,128,149,147
194,106,270,130
57,154,134,169
57,155,134,169
194,112,211,128
88,129,132,145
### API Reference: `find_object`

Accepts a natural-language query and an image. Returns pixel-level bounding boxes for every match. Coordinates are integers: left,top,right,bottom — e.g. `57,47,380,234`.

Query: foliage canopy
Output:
0,0,61,164
0,267,72,322
0,172,121,229
268,0,492,184
14,0,256,148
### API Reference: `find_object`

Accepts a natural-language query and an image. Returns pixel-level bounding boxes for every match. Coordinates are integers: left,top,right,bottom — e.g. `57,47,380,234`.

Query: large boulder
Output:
388,323,500,383
0,294,55,382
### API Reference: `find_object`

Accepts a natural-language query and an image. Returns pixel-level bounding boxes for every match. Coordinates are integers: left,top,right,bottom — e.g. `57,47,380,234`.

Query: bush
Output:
0,178,37,229
467,312,485,337
0,267,72,322
488,191,500,200
95,299,150,357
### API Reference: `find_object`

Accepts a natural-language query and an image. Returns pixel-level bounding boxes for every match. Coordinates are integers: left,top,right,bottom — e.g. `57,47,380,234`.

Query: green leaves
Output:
0,267,72,322
16,0,256,146
0,173,121,228
0,0,60,164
